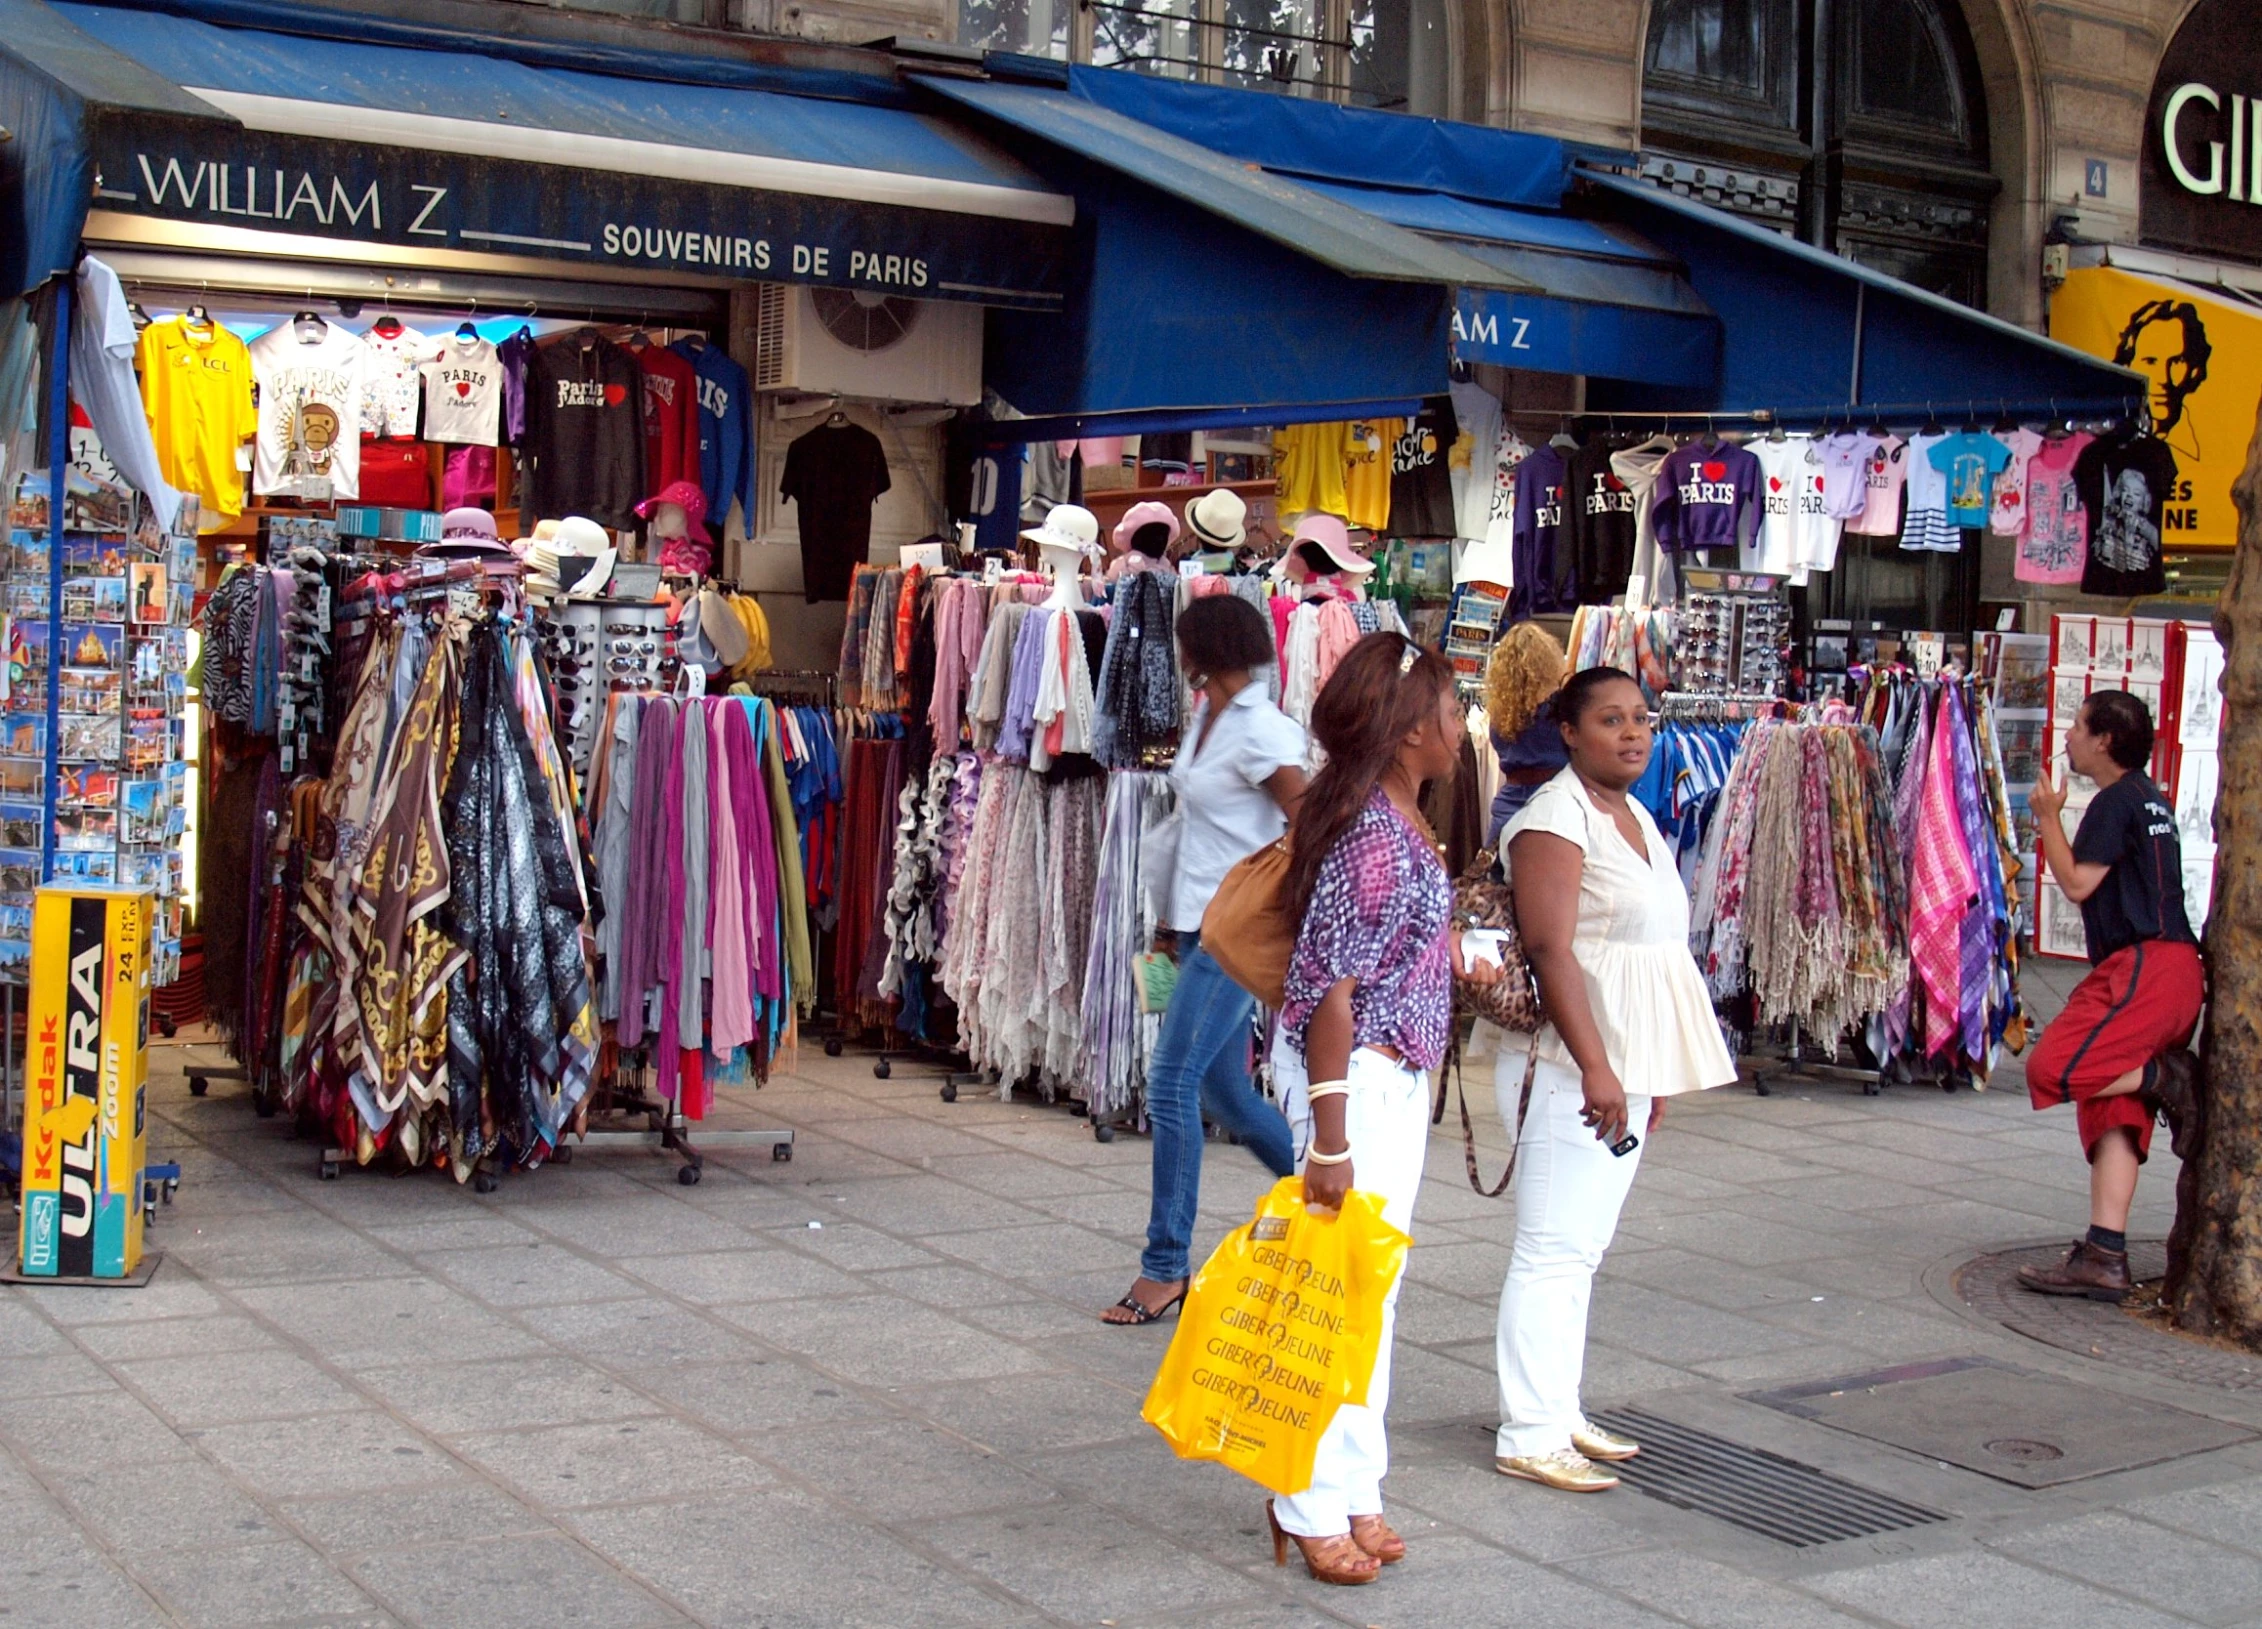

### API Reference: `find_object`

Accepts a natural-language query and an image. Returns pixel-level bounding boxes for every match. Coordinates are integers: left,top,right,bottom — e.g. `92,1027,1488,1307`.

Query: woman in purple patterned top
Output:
1266,632,1480,1587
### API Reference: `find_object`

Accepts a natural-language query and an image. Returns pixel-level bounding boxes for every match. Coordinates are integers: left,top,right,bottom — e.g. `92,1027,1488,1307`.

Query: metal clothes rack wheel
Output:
1748,1018,1887,1096
564,1051,795,1186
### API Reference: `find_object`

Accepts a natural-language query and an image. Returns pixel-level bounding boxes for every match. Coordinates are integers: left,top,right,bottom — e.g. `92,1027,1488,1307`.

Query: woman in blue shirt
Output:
1102,596,1307,1326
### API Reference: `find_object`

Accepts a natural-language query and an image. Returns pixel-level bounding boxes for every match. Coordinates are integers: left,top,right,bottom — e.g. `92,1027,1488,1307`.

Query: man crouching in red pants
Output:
2020,689,2204,1304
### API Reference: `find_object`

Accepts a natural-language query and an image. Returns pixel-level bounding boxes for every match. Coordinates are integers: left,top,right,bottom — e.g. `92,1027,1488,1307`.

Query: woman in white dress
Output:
1494,666,1738,1492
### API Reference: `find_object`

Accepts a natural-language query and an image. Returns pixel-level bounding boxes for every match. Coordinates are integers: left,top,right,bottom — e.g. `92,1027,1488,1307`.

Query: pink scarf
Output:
1906,690,1977,1057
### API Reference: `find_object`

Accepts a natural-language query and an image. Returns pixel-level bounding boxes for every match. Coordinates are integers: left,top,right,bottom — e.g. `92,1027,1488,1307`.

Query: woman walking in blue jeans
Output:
1102,595,1307,1325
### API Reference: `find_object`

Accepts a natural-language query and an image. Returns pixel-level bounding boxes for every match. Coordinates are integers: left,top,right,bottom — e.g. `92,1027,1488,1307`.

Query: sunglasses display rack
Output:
1674,580,1789,699
534,599,608,779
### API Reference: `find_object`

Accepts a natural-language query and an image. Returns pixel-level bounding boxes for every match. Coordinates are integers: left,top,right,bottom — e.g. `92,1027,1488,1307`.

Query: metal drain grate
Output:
1586,1408,1950,1548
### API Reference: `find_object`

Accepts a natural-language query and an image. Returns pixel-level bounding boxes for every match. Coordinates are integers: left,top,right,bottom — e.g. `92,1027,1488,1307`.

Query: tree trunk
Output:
2172,397,2262,1343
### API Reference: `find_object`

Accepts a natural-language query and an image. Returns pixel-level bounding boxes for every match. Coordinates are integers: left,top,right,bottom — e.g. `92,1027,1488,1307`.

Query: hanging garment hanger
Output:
370,294,403,340
1920,402,1945,436
1992,400,2020,434
292,294,328,340
1959,403,1982,433
627,313,652,351
185,282,212,327
455,299,480,343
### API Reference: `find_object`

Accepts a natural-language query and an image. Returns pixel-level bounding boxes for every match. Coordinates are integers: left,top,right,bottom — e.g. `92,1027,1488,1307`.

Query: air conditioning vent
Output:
754,282,790,392
749,284,979,406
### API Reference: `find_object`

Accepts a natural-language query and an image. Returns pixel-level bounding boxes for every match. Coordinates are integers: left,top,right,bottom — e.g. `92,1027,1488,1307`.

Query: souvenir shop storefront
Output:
0,0,2171,1226
0,0,1087,1203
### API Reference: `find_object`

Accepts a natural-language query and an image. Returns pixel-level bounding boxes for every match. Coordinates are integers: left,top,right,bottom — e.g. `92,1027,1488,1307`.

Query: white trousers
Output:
1273,1043,1430,1536
1494,1052,1649,1459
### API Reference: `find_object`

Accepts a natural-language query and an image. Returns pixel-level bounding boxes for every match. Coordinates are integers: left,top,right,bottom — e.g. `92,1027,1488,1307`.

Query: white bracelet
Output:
1305,1145,1352,1165
1304,1080,1350,1102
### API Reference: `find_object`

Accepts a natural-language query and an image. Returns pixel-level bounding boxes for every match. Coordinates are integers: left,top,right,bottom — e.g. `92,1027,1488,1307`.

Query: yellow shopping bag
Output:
1141,1176,1411,1495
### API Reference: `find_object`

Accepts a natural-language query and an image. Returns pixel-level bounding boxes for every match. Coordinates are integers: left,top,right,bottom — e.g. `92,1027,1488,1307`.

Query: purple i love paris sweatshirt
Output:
1653,441,1764,552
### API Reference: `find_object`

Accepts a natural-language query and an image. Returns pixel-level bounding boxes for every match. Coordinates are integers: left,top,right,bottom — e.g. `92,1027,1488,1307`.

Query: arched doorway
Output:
1639,0,1997,306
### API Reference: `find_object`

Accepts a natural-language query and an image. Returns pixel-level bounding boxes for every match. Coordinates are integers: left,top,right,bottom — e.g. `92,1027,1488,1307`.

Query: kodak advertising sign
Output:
20,888,150,1278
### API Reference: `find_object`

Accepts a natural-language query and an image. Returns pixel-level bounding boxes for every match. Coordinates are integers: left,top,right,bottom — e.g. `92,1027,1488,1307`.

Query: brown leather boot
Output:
2017,1239,2131,1303
2141,1050,2204,1161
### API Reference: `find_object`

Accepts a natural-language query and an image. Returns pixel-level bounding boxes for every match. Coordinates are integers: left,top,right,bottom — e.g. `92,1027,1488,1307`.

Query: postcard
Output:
49,849,115,883
0,848,41,893
55,806,116,851
0,758,39,797
0,801,38,848
1,713,45,756
61,622,122,670
59,668,121,716
62,535,128,578
130,561,168,625
58,711,120,761
9,619,47,690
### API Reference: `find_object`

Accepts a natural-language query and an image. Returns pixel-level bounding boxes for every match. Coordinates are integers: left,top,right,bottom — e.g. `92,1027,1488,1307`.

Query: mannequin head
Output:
1021,503,1101,611
1039,541,1089,609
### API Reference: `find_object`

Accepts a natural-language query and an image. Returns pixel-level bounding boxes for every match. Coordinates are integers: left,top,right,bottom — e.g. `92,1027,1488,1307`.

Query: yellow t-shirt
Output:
1342,416,1403,532
137,318,256,529
1272,421,1354,520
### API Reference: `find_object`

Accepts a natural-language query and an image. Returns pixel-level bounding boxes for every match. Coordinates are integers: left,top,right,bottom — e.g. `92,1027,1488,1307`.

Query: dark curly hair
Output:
1175,594,1275,676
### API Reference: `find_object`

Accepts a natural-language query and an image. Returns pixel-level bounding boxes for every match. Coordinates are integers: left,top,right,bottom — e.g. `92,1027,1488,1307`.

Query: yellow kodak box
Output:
20,887,150,1278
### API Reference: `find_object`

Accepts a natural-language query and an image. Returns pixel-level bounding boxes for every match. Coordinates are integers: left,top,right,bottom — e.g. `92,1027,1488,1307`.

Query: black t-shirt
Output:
2071,770,2194,964
1566,438,1637,602
520,334,645,528
2074,432,2178,597
1387,396,1459,537
780,422,891,603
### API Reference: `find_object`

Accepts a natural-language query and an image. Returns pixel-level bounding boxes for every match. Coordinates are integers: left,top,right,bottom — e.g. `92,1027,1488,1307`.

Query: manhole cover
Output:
1586,1407,1947,1547
1950,1242,2262,1392
1748,1356,2254,1487
1984,1438,2064,1462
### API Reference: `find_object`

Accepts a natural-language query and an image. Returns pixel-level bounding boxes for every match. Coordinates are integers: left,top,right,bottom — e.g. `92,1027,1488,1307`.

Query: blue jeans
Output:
1141,935,1296,1282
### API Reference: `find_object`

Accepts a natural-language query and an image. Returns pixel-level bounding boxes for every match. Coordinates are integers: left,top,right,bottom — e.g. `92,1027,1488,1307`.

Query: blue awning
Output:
924,66,1722,405
1062,67,1569,210
0,0,228,297
3,0,1074,307
1578,171,2143,417
1294,178,1719,385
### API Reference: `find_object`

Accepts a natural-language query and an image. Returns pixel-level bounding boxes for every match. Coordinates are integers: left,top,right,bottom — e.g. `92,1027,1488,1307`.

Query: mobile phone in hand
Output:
1609,1133,1640,1158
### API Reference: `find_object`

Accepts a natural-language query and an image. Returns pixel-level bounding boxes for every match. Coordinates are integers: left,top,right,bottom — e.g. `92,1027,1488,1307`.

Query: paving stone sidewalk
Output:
8,973,2262,1629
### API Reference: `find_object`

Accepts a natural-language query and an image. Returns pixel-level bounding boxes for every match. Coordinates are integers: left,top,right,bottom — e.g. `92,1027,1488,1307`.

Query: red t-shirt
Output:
635,343,701,491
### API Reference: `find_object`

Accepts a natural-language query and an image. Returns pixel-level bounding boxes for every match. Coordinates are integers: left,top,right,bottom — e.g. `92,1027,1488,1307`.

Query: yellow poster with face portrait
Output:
2049,266,2262,551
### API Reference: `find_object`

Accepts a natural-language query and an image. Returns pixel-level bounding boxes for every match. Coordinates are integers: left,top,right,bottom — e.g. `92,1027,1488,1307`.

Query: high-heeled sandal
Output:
1349,1513,1406,1564
1266,1500,1380,1585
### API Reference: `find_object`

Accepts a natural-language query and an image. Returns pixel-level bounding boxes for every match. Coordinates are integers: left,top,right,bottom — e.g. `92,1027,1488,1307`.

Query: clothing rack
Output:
1660,690,1785,721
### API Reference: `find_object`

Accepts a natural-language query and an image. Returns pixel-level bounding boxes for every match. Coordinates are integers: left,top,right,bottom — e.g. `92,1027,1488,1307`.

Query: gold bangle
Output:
1304,1145,1352,1165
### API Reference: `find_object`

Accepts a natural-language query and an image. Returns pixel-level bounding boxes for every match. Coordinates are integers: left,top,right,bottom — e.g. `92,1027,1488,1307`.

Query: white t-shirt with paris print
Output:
420,336,503,446
250,321,365,500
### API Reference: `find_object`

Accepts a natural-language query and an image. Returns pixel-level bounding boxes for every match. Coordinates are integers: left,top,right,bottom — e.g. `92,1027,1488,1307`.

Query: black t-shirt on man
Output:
2070,770,2194,965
